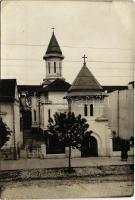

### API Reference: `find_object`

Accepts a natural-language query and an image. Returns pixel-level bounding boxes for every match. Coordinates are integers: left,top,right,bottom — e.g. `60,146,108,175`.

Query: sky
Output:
1,0,135,86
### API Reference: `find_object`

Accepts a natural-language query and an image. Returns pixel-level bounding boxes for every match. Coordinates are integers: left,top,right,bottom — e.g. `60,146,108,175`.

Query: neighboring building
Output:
104,81,134,140
0,79,23,149
102,85,128,93
18,85,40,130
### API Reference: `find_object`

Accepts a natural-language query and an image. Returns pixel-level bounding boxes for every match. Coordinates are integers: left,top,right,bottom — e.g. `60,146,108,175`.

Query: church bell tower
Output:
43,28,64,82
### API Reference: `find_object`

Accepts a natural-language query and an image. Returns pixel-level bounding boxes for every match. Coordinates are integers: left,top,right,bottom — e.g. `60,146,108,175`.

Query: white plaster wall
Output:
14,101,23,146
70,99,112,157
39,91,68,130
43,104,68,130
70,98,104,118
119,89,134,139
104,89,134,140
104,91,118,134
46,58,62,79
0,101,22,148
48,92,67,104
87,119,112,156
40,103,44,130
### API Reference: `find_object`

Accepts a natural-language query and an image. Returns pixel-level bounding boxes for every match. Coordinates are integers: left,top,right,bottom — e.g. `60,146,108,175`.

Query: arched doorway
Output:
81,135,98,157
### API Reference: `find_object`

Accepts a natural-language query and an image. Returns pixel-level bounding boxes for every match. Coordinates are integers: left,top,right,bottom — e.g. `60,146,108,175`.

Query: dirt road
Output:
0,174,133,198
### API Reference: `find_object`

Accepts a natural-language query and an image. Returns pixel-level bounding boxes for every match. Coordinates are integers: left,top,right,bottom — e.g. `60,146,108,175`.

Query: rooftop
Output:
43,32,64,59
68,64,103,93
0,79,17,102
40,79,71,93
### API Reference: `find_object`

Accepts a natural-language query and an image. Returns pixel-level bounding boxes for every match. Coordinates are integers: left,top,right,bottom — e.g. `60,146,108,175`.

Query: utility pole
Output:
13,103,17,160
117,91,119,137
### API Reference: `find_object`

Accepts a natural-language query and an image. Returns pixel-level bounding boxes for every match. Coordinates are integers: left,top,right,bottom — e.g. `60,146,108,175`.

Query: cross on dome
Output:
82,54,87,65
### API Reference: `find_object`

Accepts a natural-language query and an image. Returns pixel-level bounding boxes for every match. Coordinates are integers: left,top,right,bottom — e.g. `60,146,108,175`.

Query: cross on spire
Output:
52,26,55,33
82,54,87,65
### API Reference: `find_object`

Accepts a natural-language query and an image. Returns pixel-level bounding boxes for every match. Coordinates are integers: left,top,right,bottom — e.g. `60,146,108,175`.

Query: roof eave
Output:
43,54,64,60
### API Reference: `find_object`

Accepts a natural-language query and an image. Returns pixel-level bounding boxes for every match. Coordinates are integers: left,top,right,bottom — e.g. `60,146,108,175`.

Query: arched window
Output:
84,104,88,116
59,62,61,76
48,109,51,121
54,62,56,73
48,62,50,73
34,110,36,121
90,104,93,116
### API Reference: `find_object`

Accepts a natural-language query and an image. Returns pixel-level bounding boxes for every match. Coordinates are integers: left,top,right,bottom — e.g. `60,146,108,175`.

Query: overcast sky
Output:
1,0,135,86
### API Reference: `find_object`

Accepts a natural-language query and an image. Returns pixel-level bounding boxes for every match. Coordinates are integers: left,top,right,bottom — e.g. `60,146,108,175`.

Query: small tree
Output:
48,112,91,172
0,117,11,149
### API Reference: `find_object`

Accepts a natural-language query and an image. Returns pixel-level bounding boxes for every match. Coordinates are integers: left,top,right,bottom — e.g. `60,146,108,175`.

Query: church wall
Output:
14,101,23,146
86,119,112,156
31,96,39,128
42,104,68,130
39,91,68,130
46,58,62,79
40,103,45,129
48,92,67,104
70,98,104,118
69,98,112,156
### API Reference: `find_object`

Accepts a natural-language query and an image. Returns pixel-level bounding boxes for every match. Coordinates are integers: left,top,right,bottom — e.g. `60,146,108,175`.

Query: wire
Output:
1,58,134,64
1,43,133,51
1,73,133,78
1,65,133,70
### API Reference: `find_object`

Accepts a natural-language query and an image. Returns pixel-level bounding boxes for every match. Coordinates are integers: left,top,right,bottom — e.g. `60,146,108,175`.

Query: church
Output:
18,30,116,158
1,30,133,159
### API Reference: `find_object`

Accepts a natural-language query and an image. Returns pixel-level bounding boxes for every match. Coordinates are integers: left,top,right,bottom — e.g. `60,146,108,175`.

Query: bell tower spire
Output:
43,29,64,82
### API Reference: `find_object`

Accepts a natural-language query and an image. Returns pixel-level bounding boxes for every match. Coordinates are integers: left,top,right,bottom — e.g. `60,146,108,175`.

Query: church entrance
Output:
81,135,98,157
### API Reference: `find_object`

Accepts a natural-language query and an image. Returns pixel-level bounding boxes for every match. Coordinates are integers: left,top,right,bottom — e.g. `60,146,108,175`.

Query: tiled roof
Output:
44,32,64,59
0,79,16,102
68,64,103,93
18,85,41,96
40,79,71,92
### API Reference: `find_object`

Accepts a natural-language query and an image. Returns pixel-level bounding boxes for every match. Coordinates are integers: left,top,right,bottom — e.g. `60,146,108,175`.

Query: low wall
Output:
110,147,134,157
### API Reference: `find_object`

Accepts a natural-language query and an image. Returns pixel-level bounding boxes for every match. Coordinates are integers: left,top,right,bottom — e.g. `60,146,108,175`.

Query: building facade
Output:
16,32,134,158
104,82,134,140
0,79,23,151
66,60,112,157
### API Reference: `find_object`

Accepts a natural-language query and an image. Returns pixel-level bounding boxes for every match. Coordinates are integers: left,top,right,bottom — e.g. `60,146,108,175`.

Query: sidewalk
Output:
0,156,134,171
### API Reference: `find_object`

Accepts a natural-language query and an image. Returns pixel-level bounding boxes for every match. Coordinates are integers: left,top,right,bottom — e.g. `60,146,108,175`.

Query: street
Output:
0,174,133,198
0,156,133,170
